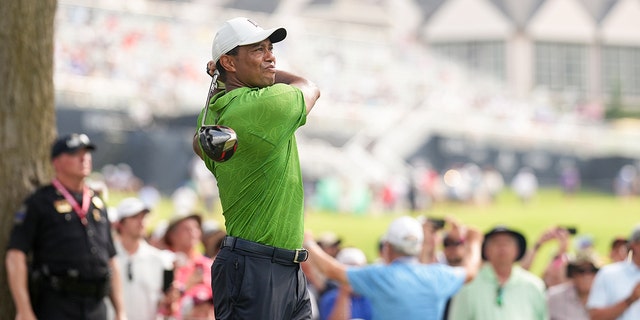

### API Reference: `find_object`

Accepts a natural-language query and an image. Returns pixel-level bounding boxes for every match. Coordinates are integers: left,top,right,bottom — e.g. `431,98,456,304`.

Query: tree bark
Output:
0,0,57,318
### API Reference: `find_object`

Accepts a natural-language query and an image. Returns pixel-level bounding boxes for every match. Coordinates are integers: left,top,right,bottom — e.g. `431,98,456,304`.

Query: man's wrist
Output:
625,296,636,307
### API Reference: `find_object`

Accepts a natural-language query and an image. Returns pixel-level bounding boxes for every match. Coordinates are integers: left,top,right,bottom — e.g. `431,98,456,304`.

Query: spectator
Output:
560,164,581,196
418,216,446,264
520,226,572,288
181,284,215,320
318,232,343,258
200,220,225,259
433,219,467,320
5,133,126,319
609,237,629,263
112,197,174,320
163,212,213,320
438,219,467,267
305,216,483,320
587,224,640,320
318,247,373,320
317,232,344,293
547,250,602,320
148,219,170,250
448,226,548,320
613,164,638,198
511,167,538,204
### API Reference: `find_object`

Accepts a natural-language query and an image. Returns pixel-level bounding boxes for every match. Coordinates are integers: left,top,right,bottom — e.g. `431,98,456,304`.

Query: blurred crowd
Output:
54,1,610,129
308,161,640,214
89,156,640,222
103,195,638,320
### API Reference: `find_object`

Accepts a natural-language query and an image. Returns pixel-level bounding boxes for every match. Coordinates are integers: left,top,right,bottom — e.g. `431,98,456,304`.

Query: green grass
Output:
106,188,640,277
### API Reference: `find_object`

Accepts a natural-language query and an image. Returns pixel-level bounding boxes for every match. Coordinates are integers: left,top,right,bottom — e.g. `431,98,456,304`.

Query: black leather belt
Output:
221,236,308,265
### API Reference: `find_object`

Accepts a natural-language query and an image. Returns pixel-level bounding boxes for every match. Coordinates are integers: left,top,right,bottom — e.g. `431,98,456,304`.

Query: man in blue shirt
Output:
305,216,482,320
587,225,640,320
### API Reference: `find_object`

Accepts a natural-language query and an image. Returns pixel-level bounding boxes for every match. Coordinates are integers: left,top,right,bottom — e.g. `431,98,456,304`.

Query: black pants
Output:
34,287,107,320
212,246,312,320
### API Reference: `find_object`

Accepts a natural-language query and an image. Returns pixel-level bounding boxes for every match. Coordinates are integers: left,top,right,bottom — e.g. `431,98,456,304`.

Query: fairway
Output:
108,188,640,277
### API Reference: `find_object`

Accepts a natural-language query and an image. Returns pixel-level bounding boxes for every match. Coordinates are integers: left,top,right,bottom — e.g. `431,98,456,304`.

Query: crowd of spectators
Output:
304,217,640,320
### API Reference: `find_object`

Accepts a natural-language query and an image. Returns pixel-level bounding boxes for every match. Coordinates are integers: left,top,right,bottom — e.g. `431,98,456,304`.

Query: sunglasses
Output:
443,239,464,247
496,286,504,307
127,260,133,281
573,267,598,275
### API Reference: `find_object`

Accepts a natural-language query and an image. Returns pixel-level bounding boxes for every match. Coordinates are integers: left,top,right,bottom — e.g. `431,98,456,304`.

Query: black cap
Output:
51,133,96,159
482,226,527,261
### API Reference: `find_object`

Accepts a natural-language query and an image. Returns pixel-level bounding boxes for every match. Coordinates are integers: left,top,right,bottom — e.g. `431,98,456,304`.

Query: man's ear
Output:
219,55,236,73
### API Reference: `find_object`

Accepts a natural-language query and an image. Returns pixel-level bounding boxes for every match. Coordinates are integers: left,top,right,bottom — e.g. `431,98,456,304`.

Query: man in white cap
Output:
305,216,483,320
587,224,640,320
193,16,321,319
112,197,174,320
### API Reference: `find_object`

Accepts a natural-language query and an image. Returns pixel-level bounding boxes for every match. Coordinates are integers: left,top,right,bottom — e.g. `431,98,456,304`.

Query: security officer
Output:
5,133,128,320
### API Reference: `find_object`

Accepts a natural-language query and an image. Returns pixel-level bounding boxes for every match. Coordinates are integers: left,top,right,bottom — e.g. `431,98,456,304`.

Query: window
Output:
431,41,505,81
535,42,588,93
602,45,640,97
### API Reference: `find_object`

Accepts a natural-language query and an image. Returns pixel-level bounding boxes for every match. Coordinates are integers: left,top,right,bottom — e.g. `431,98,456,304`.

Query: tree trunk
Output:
0,0,57,318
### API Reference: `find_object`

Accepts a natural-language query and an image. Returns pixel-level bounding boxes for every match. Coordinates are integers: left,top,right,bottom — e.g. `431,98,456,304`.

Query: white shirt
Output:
547,282,589,320
115,240,174,320
587,261,640,320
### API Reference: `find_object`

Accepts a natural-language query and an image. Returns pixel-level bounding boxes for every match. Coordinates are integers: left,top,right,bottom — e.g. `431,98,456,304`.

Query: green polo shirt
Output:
449,263,549,320
196,84,307,250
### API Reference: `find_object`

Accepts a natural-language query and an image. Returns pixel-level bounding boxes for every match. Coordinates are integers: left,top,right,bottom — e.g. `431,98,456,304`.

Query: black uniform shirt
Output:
8,185,116,280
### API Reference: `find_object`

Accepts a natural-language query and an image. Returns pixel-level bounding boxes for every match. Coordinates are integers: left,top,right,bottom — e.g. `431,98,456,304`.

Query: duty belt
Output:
221,236,308,265
42,275,109,299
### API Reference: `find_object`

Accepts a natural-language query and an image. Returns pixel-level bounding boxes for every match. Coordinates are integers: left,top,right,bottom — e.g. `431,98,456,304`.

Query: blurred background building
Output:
54,0,640,205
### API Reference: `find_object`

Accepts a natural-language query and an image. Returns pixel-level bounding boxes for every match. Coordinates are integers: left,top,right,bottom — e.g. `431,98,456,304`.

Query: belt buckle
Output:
293,249,308,263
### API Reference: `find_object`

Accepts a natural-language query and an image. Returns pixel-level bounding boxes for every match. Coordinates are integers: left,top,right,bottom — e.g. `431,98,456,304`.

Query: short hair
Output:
611,237,628,249
215,46,239,78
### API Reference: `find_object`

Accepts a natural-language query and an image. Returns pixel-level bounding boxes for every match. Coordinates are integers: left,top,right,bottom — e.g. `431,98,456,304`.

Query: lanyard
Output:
52,179,91,226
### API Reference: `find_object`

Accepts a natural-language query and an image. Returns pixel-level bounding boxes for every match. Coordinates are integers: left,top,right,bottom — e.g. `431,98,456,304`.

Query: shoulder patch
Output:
13,205,27,225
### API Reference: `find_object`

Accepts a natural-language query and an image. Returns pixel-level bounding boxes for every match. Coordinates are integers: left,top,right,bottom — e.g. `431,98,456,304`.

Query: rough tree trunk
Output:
0,0,58,318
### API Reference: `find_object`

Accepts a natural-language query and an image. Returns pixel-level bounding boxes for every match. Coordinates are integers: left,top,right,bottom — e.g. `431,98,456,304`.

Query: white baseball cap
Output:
116,197,150,220
211,17,287,64
336,247,368,266
383,216,424,256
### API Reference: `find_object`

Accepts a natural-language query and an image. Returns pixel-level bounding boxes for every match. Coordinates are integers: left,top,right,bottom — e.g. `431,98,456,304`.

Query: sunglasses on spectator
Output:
127,260,133,281
443,239,464,247
496,286,504,307
573,267,598,275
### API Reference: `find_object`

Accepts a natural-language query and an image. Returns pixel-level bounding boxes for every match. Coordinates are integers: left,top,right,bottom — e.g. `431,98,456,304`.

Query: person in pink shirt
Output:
163,212,214,319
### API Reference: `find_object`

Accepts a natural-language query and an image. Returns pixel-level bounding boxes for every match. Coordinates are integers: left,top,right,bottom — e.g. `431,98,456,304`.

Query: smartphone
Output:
429,218,446,230
162,269,174,292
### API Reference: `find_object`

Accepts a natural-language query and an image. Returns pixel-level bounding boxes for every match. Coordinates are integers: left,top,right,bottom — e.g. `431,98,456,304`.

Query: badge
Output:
54,200,72,213
92,196,104,209
93,209,102,222
13,205,27,225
